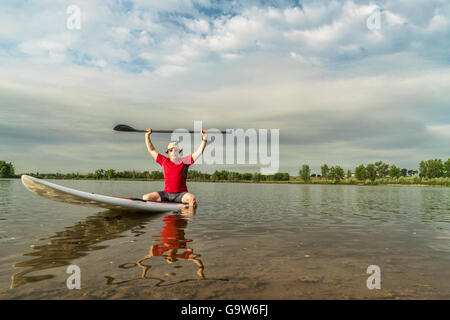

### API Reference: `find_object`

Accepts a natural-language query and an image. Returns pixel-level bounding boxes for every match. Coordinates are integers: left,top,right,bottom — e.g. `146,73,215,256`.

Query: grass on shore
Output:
288,176,450,187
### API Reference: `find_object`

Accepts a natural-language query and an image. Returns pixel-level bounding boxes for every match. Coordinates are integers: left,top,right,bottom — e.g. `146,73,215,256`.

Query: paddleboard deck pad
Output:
21,175,186,212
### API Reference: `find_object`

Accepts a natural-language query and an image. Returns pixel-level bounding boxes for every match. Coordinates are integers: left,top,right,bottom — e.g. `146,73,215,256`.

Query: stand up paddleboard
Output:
21,175,186,213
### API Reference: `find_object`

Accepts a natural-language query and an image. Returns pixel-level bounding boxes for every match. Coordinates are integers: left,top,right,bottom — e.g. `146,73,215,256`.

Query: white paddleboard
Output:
21,175,186,213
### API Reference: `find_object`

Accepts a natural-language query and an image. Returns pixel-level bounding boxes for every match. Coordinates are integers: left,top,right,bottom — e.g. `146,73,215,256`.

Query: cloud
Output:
184,18,210,33
2,0,449,71
427,124,450,140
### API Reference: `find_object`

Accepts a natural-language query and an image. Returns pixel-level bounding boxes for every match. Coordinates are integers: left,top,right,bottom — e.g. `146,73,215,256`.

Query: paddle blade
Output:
113,124,139,132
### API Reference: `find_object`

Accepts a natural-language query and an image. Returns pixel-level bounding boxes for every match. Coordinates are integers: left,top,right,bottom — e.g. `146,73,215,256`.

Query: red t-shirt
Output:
156,154,194,193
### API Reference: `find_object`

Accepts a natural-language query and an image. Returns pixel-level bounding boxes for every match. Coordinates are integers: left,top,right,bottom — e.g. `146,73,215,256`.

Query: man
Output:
142,128,207,207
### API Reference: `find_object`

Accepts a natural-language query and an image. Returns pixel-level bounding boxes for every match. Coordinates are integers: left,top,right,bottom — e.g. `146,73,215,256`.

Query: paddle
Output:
114,124,229,134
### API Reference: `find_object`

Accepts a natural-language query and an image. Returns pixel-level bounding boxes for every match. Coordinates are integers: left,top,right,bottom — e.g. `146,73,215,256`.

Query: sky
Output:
0,0,449,175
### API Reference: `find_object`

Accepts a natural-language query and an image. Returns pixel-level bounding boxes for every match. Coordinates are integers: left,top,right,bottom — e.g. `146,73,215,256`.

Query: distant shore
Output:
7,175,449,187
3,158,449,187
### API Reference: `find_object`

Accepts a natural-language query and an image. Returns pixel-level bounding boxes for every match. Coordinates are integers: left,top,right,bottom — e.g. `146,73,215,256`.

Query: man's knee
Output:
183,193,196,205
142,194,151,201
143,192,160,201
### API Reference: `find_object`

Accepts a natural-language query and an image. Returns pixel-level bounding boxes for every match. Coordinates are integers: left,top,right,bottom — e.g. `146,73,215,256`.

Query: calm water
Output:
0,178,449,299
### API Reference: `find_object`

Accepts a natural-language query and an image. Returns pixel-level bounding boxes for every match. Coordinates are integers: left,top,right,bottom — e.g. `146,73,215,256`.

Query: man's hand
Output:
193,130,208,162
145,128,158,161
201,129,208,141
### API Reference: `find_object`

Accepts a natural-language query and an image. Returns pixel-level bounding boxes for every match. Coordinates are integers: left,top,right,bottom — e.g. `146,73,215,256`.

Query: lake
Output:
0,178,449,299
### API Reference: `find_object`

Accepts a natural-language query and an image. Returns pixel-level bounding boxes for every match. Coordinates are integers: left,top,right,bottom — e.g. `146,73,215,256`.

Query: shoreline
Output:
4,176,449,188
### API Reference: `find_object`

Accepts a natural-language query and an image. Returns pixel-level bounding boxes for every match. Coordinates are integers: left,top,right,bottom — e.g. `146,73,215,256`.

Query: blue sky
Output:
0,0,449,175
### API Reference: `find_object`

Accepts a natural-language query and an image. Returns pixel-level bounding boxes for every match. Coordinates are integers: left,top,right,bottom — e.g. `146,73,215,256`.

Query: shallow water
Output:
0,178,449,299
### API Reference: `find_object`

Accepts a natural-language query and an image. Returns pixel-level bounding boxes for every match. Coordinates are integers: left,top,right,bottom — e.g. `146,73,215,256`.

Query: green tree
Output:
400,168,408,177
0,161,15,178
211,170,229,181
420,159,444,178
445,159,450,177
241,173,252,180
299,164,311,182
366,164,377,181
329,166,344,183
355,164,366,180
273,172,289,181
252,172,262,182
228,171,241,181
419,161,426,177
93,169,105,179
389,165,401,179
321,164,329,179
187,170,211,180
347,170,352,179
430,159,444,178
105,169,116,180
375,161,389,178
149,171,164,179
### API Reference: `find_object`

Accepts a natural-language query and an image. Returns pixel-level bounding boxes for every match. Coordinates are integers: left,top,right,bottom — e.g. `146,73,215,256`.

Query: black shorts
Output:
157,191,187,203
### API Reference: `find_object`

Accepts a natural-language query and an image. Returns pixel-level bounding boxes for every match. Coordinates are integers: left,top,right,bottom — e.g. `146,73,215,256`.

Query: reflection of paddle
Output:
114,124,229,134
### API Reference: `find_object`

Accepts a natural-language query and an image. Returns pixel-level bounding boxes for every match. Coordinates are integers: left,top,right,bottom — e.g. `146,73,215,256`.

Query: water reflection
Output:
419,188,450,223
140,214,204,278
10,210,159,288
0,179,13,210
106,210,228,287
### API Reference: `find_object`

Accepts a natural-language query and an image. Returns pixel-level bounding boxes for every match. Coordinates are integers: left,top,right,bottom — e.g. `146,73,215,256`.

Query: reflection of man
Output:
137,214,204,279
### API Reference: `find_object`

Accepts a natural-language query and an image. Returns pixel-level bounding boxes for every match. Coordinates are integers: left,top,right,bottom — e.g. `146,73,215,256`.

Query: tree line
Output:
19,168,291,182
208,170,290,182
3,158,449,185
299,159,450,183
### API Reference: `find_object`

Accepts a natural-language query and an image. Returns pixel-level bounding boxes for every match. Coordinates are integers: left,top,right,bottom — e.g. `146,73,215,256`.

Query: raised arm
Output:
192,130,208,162
145,129,159,161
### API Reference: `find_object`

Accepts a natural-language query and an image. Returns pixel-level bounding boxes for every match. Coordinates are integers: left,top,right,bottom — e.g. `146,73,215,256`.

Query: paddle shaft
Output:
114,124,229,134
133,129,198,133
